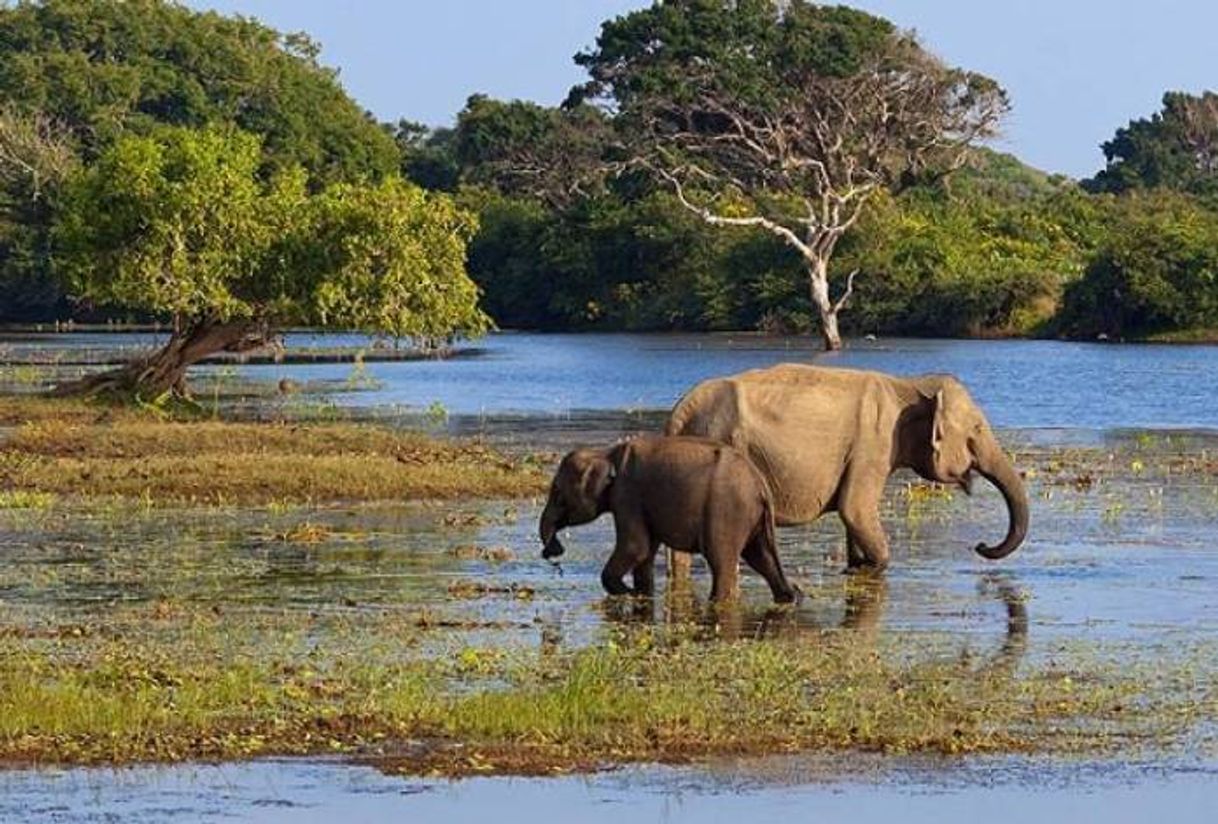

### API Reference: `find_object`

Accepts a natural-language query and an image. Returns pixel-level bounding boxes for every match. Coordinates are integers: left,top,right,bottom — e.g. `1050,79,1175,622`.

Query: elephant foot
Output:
600,575,634,597
771,585,802,605
843,563,888,577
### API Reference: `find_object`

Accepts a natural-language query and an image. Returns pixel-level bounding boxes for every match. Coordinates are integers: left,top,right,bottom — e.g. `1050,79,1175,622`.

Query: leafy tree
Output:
1059,192,1218,338
0,0,398,182
0,105,76,320
53,126,487,396
1086,91,1218,197
840,189,1098,336
393,120,460,191
453,94,612,207
948,148,1074,204
0,0,402,322
570,0,1008,349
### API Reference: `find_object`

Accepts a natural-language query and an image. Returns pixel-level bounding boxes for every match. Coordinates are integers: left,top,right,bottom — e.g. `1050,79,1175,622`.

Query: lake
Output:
6,330,1218,430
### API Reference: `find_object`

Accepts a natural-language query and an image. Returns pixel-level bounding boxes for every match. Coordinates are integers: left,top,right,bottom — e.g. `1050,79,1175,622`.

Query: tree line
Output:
2,0,1218,387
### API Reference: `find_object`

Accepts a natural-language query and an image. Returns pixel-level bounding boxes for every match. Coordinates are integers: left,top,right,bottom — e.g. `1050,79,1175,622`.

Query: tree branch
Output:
832,269,859,315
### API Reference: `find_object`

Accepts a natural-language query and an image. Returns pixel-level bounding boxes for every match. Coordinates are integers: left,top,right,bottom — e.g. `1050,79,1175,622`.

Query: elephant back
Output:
667,364,892,525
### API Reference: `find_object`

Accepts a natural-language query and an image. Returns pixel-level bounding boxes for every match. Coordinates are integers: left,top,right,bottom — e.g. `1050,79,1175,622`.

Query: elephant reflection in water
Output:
593,573,1029,674
595,576,889,642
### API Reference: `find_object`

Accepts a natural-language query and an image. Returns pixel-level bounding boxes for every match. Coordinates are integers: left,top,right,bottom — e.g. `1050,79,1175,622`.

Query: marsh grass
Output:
0,397,546,505
0,598,1214,775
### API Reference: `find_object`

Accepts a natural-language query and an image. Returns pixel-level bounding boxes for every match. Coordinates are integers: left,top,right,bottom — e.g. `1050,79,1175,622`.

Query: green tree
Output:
53,126,487,396
571,0,1008,349
1086,91,1218,197
453,94,611,207
1059,192,1218,338
0,0,398,182
0,105,77,320
393,120,460,191
0,0,402,322
839,189,1099,336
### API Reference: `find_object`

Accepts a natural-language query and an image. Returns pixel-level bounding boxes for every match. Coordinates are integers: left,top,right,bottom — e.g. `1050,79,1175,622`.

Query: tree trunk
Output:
50,318,272,398
807,257,843,351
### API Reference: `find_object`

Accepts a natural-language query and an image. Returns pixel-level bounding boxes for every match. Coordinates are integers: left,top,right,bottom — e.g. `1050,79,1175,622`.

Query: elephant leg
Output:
842,520,889,572
741,534,798,604
602,522,651,597
631,539,660,596
667,547,692,586
846,534,868,569
704,546,741,603
839,473,890,573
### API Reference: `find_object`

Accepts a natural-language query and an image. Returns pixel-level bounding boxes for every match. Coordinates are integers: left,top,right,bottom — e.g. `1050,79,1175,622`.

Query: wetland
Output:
2,331,1218,821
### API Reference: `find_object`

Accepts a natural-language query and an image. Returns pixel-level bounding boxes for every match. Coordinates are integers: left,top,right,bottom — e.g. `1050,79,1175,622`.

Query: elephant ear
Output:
579,455,616,504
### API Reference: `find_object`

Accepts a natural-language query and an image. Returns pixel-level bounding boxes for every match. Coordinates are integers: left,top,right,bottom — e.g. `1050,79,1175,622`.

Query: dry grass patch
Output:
0,397,546,505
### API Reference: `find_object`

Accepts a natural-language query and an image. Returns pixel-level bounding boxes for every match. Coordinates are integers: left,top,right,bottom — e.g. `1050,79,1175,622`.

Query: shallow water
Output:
3,332,1218,818
6,331,1218,430
4,755,1218,824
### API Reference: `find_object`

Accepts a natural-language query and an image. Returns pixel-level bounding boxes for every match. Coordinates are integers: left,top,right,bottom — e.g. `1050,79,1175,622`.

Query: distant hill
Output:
953,148,1076,202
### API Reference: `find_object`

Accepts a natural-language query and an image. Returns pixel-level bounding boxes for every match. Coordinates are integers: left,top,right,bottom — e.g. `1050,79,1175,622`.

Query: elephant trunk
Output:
539,503,565,560
972,440,1029,561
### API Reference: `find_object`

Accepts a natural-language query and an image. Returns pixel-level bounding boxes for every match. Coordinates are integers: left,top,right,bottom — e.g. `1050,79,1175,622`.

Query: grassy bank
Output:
1,606,1212,774
0,397,547,505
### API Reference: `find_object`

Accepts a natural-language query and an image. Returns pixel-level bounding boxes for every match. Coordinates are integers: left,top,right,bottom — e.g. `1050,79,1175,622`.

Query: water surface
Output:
7,331,1218,430
5,755,1217,824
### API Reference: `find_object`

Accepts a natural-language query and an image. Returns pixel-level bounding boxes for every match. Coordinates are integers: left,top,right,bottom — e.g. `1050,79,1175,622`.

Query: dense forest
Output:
2,0,1218,348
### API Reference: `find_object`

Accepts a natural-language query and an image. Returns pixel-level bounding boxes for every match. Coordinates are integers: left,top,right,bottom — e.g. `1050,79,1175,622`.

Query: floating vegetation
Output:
446,580,536,600
447,544,516,562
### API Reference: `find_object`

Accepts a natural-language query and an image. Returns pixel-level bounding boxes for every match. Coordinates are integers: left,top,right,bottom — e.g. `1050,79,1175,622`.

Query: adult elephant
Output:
664,364,1028,573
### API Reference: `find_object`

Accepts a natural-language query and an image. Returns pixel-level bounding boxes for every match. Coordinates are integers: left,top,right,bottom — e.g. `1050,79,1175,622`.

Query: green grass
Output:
0,610,1212,774
0,490,56,510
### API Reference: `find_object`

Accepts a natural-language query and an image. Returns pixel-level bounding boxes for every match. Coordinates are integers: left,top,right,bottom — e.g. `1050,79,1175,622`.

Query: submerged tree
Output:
53,126,488,397
571,0,1008,349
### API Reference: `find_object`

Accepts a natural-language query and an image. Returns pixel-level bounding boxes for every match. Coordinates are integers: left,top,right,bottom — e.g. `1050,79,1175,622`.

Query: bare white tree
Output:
576,2,1009,349
0,105,75,202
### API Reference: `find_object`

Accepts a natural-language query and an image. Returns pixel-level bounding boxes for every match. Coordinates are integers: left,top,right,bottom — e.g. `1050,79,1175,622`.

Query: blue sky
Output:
189,1,1217,179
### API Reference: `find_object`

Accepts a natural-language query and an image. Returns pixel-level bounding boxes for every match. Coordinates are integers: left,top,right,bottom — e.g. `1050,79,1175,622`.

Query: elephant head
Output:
538,447,617,560
913,377,1029,561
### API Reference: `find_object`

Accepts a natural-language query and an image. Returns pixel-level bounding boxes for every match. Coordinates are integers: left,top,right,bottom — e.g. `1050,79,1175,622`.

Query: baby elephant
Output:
538,435,798,603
